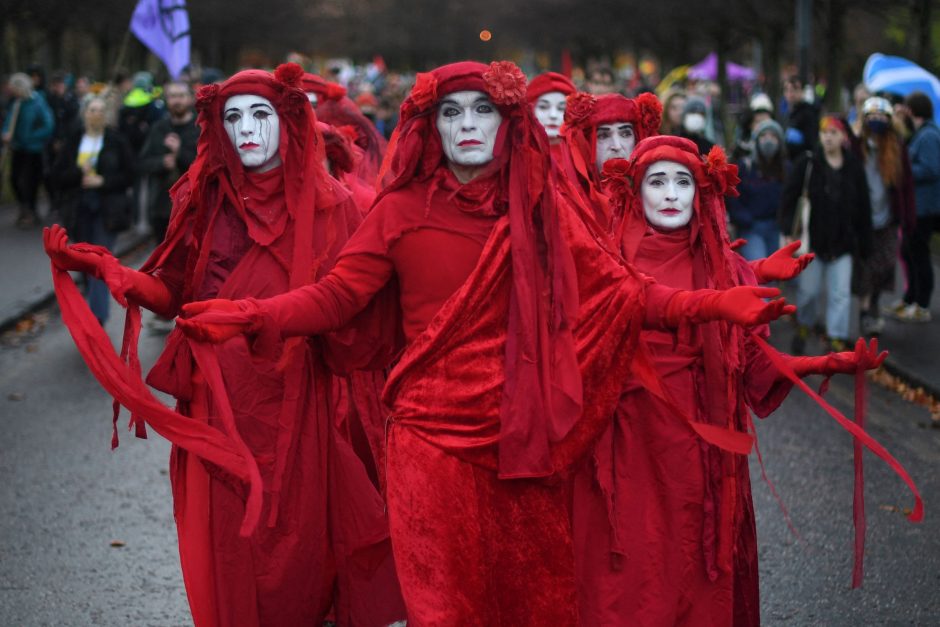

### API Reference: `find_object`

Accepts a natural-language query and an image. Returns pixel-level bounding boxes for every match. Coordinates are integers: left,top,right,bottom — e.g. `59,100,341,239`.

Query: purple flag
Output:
130,0,191,79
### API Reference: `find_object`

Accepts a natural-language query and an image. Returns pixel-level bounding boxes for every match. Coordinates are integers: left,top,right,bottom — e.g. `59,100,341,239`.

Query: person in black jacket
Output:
783,75,819,160
51,96,133,325
780,115,873,353
137,81,199,242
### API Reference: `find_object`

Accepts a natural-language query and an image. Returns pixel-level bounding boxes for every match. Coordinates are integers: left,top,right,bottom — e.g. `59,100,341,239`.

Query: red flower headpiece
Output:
483,61,527,106
600,157,632,205
406,72,439,117
563,92,596,128
704,145,740,197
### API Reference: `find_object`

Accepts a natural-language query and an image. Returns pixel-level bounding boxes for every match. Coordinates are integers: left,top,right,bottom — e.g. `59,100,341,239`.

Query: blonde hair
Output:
8,73,33,98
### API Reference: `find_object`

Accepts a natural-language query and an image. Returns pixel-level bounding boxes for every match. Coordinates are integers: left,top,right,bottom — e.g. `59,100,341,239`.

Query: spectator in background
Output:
731,92,775,160
586,66,617,95
660,89,686,136
680,96,714,154
374,97,398,140
51,96,133,325
852,97,915,335
2,72,54,228
119,71,166,234
137,81,198,242
889,91,940,323
728,119,788,261
783,75,819,160
118,71,166,155
781,116,872,353
45,71,81,217
848,83,871,136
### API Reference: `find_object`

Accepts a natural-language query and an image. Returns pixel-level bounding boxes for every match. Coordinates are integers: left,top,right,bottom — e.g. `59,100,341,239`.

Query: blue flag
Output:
130,0,191,80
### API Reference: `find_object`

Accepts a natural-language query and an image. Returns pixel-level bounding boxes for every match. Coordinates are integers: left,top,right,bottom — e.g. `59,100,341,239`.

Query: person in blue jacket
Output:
887,91,940,323
2,72,54,228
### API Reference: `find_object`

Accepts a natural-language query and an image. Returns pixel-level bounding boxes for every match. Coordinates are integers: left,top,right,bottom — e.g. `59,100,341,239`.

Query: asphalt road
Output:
0,306,937,626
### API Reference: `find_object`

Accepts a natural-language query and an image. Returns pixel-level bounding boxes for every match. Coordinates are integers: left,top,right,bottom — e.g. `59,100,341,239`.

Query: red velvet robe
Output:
254,167,679,625
573,227,793,626
139,169,404,626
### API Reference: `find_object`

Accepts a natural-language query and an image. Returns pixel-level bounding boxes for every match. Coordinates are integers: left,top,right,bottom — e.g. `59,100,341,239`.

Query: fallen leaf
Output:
110,540,126,548
879,504,899,513
7,392,24,402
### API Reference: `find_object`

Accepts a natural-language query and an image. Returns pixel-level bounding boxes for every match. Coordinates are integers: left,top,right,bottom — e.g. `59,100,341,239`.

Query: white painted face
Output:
223,94,281,172
534,91,567,138
435,90,502,168
306,92,318,107
595,121,636,170
641,160,696,230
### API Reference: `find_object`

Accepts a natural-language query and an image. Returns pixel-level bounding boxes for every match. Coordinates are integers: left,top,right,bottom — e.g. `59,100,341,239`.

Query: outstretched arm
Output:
648,285,795,329
43,225,174,316
178,252,394,343
749,240,815,283
785,337,886,377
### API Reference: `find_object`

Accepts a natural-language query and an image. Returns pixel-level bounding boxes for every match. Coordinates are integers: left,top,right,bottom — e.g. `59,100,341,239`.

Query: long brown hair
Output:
861,126,904,188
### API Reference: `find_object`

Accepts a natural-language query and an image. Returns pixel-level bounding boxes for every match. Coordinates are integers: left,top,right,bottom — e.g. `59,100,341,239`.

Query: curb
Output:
881,357,940,400
0,232,152,336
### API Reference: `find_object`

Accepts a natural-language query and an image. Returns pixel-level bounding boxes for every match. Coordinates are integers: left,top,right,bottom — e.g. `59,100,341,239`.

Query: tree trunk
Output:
765,24,783,116
912,0,933,70
823,0,845,113
716,29,732,148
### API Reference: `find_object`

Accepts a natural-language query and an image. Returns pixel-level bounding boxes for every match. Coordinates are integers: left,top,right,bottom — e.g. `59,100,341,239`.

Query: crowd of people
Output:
3,54,929,625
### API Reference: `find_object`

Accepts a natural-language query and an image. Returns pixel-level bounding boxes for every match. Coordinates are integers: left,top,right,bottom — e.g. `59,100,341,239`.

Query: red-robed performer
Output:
574,136,917,626
42,65,404,626
560,91,663,227
527,71,576,165
302,72,388,185
178,61,794,626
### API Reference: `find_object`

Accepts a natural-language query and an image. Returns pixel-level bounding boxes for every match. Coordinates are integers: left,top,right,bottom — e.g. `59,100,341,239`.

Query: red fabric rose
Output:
274,62,304,88
705,145,740,197
563,92,596,128
410,72,439,112
635,92,663,140
601,158,632,204
195,84,220,112
483,61,527,106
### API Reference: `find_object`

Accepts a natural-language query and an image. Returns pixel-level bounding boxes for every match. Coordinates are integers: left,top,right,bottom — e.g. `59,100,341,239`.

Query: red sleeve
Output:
261,253,394,338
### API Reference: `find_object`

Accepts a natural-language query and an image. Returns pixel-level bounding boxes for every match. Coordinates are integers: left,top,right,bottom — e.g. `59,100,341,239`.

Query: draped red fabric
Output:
575,135,922,625
378,60,583,479
51,64,404,626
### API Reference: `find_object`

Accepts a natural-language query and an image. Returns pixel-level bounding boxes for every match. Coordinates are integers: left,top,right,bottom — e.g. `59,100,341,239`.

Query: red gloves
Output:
44,224,108,276
750,240,815,284
788,338,887,377
177,299,264,344
43,225,173,314
666,286,795,327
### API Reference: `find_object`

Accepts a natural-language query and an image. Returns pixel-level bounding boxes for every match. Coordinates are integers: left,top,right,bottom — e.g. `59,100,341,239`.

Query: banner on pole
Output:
130,0,191,79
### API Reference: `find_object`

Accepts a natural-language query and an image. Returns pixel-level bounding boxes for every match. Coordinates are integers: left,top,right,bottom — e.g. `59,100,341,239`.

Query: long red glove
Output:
665,285,795,327
750,240,815,283
788,338,887,377
177,298,264,344
43,224,173,315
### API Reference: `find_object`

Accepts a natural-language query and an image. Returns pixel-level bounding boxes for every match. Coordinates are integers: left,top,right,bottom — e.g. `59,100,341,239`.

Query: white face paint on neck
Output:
595,121,635,171
641,160,695,230
223,94,281,172
435,90,502,176
306,92,318,108
534,91,567,139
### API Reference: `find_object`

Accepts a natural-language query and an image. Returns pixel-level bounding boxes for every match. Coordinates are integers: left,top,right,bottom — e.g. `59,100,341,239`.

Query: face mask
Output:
642,160,696,230
435,90,502,169
533,91,567,139
223,94,281,171
594,121,636,170
683,112,706,133
757,137,780,159
866,119,889,135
